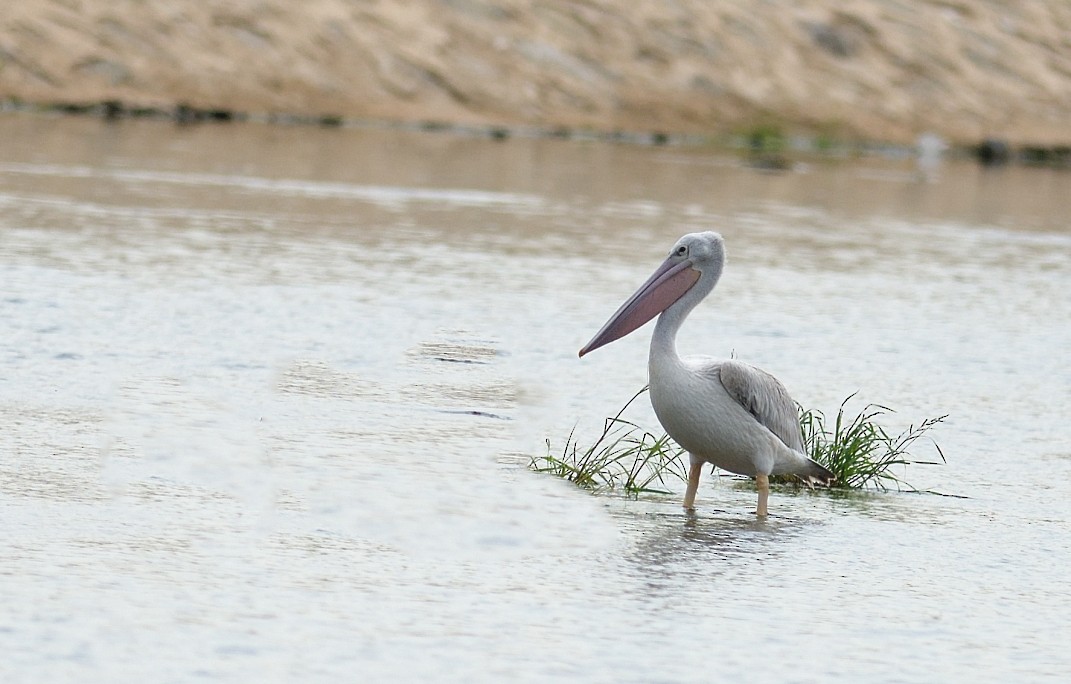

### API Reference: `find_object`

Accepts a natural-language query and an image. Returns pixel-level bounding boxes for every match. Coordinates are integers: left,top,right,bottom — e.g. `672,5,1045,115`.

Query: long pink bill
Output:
579,257,700,357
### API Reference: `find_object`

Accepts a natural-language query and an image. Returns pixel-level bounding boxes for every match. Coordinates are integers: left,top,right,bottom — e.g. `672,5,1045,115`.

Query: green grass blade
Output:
535,388,947,497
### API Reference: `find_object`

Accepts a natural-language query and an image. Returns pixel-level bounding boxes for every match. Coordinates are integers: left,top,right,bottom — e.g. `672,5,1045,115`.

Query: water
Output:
2,114,1069,682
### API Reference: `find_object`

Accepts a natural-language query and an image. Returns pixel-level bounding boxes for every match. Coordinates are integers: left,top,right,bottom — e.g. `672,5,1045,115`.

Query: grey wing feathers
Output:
712,360,804,452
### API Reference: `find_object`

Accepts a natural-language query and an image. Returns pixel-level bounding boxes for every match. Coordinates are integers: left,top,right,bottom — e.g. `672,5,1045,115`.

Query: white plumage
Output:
580,232,832,515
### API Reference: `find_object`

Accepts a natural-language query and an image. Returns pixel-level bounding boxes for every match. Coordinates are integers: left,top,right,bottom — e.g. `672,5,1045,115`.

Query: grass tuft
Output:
534,388,946,495
793,393,947,491
528,387,687,496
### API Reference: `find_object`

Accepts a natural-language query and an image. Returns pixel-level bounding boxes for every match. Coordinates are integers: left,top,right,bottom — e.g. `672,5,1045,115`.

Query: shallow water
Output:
2,114,1070,683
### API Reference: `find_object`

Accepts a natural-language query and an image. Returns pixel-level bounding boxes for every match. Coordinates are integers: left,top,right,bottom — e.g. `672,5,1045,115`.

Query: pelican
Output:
579,232,833,516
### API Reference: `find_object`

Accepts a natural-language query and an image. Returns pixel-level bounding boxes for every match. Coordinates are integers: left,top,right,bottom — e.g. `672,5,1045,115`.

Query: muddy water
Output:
2,115,1069,683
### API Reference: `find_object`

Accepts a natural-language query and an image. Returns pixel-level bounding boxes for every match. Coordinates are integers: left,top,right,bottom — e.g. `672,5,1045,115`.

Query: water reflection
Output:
616,503,810,581
821,487,963,524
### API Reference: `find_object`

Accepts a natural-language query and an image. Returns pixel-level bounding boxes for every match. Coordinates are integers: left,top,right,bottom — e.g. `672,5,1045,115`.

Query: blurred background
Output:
2,0,1069,148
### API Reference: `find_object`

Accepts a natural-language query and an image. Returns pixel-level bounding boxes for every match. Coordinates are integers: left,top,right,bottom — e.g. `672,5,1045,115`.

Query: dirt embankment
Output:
2,1,1069,145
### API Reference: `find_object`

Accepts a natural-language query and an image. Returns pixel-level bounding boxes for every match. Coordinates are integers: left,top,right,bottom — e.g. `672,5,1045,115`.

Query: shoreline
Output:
4,96,1068,170
3,1,1069,158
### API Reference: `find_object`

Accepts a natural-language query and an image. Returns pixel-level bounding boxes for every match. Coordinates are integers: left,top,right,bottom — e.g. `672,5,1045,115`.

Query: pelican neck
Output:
649,261,721,363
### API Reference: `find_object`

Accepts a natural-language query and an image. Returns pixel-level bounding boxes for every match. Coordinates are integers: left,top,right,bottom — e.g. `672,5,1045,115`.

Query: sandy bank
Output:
2,1,1069,145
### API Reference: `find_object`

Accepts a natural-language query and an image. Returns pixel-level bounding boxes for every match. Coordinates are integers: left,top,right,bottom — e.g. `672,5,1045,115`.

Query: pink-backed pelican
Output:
579,232,833,516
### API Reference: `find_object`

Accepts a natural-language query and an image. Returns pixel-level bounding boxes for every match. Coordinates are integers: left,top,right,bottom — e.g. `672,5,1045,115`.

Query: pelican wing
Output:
707,360,804,452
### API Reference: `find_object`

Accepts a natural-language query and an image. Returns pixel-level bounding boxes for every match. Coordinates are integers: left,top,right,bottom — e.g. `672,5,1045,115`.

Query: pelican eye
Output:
674,245,688,257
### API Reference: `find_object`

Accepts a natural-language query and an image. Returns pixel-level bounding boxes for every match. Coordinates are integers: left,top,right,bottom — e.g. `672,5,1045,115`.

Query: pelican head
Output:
579,232,724,357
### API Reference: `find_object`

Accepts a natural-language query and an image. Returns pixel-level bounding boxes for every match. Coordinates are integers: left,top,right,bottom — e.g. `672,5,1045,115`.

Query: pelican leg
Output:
683,456,703,510
756,473,770,517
